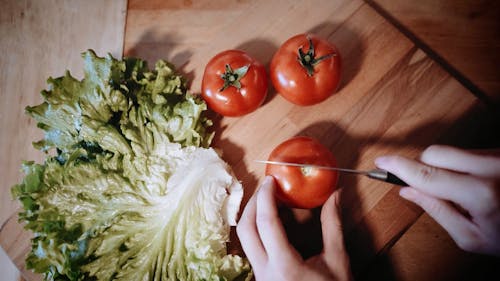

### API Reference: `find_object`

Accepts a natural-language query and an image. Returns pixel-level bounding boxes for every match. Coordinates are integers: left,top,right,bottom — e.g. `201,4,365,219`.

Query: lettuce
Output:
12,50,251,281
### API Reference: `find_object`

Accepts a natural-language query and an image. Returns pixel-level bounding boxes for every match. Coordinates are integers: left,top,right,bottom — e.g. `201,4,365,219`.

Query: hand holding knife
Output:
255,160,408,186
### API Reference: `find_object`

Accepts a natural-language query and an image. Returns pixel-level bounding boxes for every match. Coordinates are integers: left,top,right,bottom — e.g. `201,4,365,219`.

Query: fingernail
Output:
399,187,417,200
258,176,274,191
374,156,392,169
263,175,274,184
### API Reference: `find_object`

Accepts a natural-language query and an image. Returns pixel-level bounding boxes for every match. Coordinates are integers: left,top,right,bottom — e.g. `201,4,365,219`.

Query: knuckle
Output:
261,264,302,281
326,254,353,281
456,238,474,252
280,265,303,281
456,235,481,253
417,165,438,184
475,179,500,213
420,145,444,161
323,215,343,236
453,225,483,253
419,197,443,214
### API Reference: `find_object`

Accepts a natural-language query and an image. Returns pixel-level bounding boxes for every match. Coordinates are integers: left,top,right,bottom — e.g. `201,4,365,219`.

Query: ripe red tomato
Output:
201,50,268,117
270,34,341,106
265,136,339,209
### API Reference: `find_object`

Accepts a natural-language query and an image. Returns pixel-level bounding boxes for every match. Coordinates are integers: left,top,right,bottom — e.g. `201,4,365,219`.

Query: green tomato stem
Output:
297,36,337,77
219,64,249,92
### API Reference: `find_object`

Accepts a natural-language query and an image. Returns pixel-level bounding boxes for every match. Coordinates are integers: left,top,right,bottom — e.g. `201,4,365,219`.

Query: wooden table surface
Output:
1,0,499,280
369,0,500,105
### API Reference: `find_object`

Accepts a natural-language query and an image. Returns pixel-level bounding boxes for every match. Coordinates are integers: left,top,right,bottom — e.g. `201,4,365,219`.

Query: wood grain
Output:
368,0,500,104
364,214,500,281
0,246,21,281
0,0,127,280
2,0,498,280
124,0,494,279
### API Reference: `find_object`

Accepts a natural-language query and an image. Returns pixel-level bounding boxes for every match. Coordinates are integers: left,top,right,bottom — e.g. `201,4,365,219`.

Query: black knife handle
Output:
367,169,408,186
386,172,408,186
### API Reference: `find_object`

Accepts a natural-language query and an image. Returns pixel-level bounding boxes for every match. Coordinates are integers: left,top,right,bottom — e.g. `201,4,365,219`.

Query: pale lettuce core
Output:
12,50,251,281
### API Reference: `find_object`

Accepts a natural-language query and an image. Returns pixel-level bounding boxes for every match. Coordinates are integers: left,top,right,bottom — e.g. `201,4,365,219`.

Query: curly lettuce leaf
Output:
26,50,212,155
13,147,249,281
12,50,251,281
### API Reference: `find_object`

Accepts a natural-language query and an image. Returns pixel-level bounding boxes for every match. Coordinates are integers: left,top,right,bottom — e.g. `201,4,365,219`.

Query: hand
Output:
375,145,500,256
237,176,352,281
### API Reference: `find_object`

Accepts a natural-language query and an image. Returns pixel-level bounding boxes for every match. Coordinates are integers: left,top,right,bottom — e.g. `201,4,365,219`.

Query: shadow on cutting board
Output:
279,99,500,280
209,115,259,256
364,101,500,281
285,121,387,279
233,19,365,107
235,38,279,106
308,21,365,94
124,29,196,88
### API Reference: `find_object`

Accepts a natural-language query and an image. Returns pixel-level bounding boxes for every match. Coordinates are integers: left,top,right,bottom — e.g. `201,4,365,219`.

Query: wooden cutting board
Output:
370,0,500,104
2,0,499,280
125,0,499,279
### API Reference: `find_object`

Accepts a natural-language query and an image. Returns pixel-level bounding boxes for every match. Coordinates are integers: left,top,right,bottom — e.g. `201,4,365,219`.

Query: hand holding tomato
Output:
202,50,268,117
237,177,353,281
270,34,341,106
266,136,339,209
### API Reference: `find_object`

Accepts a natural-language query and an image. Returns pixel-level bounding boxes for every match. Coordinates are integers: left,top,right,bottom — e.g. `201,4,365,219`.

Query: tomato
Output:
265,136,339,209
270,34,341,106
201,50,268,117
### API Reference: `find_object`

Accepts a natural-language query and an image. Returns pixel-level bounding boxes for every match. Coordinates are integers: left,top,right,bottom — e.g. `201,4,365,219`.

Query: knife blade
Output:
255,160,408,186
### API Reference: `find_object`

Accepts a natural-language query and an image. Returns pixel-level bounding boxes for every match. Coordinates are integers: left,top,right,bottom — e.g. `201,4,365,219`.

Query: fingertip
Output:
262,175,276,189
374,155,400,170
420,145,449,162
236,189,268,266
374,156,389,168
321,191,342,230
255,177,279,217
399,187,418,201
255,178,298,262
324,188,341,210
256,176,276,203
425,144,447,152
237,190,257,229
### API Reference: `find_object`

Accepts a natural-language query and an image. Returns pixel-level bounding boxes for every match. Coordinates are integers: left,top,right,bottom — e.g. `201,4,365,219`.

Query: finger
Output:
320,189,352,278
399,187,478,251
236,188,267,268
256,176,301,262
420,145,500,178
375,155,485,207
321,189,346,254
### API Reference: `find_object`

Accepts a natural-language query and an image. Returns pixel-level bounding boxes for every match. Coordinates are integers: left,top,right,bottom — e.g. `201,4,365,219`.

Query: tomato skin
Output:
270,34,341,106
265,136,339,209
202,50,268,117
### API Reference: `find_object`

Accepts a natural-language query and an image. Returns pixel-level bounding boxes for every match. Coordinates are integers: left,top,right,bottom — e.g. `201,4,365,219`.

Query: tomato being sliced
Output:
270,33,341,106
202,50,268,117
265,136,339,209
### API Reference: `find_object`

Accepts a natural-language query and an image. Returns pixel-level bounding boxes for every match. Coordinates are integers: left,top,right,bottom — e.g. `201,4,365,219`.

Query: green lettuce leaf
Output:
12,50,251,281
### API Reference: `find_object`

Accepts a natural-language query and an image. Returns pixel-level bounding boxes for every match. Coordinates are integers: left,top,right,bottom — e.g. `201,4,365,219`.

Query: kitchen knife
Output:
255,160,408,186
